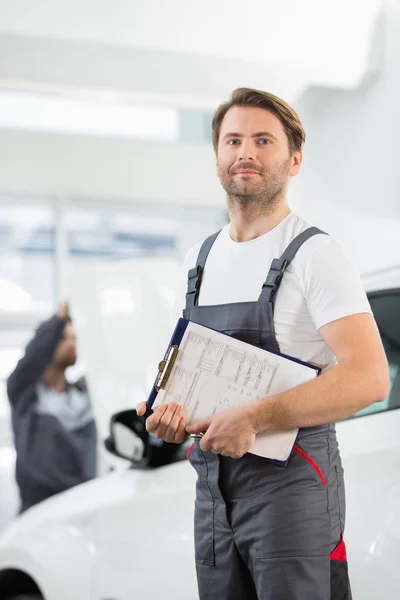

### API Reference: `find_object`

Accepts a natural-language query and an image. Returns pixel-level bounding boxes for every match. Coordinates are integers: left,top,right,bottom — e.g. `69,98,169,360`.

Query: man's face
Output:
216,106,302,207
53,322,77,368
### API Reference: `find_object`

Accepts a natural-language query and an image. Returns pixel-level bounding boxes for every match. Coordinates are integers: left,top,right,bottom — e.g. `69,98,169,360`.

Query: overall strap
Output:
258,227,327,305
185,230,221,309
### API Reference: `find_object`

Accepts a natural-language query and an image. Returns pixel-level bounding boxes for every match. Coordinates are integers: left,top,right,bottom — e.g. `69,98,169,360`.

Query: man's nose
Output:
237,139,255,161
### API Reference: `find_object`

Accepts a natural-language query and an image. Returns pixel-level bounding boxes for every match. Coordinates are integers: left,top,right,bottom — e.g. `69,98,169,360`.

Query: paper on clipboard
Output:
150,319,319,463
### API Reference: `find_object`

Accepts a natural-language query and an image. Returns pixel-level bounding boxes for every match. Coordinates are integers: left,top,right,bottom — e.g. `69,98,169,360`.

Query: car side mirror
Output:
104,409,150,465
104,408,192,468
113,420,146,461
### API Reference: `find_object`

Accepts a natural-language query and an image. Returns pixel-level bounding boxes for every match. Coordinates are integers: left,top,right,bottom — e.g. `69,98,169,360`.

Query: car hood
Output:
0,460,195,548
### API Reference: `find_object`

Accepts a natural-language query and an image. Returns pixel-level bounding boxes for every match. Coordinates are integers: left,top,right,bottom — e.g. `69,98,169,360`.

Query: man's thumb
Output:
136,402,147,416
186,419,210,434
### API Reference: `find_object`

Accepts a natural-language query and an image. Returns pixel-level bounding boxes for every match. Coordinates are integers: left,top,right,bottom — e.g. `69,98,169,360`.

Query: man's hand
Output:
56,301,70,322
185,405,257,459
136,401,187,443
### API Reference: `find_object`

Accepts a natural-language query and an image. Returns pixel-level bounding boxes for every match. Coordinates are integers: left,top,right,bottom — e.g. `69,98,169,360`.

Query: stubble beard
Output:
219,158,292,217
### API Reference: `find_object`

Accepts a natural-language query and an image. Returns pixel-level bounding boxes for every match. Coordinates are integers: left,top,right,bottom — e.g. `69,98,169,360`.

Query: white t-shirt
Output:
36,382,93,432
180,212,371,369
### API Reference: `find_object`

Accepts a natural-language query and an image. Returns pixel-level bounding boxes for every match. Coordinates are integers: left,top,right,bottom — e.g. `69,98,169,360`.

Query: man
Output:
138,88,389,599
7,301,97,512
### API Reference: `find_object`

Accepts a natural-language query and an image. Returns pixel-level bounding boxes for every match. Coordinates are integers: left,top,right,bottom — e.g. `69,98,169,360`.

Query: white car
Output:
0,287,399,600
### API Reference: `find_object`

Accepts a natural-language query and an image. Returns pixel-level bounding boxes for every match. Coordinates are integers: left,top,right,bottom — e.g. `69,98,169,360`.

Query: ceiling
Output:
0,0,385,109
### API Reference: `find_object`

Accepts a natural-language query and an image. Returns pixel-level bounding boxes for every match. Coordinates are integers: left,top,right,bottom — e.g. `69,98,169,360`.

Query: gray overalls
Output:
184,227,351,600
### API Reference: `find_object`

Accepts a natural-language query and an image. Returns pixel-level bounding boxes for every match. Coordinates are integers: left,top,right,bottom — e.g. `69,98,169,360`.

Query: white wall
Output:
292,2,400,274
0,128,224,208
67,258,182,439
0,0,382,100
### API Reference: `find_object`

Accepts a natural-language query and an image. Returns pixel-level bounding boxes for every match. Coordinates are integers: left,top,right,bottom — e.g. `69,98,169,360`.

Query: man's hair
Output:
211,87,306,154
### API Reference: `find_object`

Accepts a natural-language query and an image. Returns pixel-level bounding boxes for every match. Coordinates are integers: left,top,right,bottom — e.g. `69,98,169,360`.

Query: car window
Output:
351,289,400,419
352,338,400,418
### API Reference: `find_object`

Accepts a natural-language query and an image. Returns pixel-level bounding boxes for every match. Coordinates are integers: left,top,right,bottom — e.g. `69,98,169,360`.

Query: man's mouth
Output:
234,169,260,175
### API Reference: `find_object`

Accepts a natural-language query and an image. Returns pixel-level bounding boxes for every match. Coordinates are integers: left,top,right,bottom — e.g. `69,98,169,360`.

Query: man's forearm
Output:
7,315,66,401
247,360,389,433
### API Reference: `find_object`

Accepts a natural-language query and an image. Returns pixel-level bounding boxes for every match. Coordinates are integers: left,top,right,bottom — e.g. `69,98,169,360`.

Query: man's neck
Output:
228,198,291,243
42,365,67,393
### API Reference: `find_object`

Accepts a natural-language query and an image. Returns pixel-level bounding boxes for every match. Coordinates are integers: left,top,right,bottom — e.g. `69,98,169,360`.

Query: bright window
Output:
0,90,179,141
0,204,55,312
65,209,177,259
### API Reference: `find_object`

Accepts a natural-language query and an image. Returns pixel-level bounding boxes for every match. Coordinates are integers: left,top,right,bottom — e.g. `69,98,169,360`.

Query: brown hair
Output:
212,87,306,154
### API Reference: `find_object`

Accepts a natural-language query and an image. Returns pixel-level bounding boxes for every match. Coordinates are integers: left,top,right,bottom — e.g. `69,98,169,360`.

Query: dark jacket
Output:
7,315,97,512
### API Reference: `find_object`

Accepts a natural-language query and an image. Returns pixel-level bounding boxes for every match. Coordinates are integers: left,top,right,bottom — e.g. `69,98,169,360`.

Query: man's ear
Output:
290,150,303,177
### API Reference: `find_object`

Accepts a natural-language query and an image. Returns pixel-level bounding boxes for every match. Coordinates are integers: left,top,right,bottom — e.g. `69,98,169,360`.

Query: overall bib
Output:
184,227,351,600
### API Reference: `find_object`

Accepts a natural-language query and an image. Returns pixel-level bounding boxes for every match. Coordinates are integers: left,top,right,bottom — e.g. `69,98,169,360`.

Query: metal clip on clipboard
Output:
155,345,179,392
155,345,204,439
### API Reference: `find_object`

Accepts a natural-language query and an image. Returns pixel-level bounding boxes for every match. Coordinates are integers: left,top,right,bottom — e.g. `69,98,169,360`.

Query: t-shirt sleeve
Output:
302,236,372,330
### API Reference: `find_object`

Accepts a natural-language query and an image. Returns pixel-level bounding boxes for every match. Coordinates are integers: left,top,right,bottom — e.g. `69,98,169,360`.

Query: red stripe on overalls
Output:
186,443,195,459
294,445,348,562
293,444,327,488
330,534,347,561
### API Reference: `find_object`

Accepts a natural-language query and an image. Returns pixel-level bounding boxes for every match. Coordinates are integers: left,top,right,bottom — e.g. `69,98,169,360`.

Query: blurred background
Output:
1,0,400,530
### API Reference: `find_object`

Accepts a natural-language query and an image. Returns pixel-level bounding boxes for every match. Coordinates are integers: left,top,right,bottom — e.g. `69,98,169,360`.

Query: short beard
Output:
53,356,76,369
227,185,283,218
218,158,291,217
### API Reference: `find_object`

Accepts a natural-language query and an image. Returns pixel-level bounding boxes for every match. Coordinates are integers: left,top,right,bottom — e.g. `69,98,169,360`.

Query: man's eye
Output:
258,139,271,145
228,139,240,145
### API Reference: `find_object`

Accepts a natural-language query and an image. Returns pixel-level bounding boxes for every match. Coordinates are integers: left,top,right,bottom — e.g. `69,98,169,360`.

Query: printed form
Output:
153,321,318,461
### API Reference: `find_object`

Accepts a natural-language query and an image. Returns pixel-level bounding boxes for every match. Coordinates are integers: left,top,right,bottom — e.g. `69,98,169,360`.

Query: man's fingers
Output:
199,433,212,453
144,402,186,443
186,418,211,435
146,405,168,433
164,405,184,442
157,403,181,438
136,402,147,417
174,418,187,443
56,300,70,321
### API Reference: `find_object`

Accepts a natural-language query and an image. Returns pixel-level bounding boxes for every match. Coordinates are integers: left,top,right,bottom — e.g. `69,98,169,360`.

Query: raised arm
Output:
7,302,70,406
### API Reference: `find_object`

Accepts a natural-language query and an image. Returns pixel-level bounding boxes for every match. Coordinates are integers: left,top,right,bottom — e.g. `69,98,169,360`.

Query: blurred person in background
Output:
7,301,97,513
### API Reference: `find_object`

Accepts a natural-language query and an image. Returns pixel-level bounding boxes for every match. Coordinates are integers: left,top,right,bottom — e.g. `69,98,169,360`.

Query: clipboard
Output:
146,318,190,413
146,318,321,465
